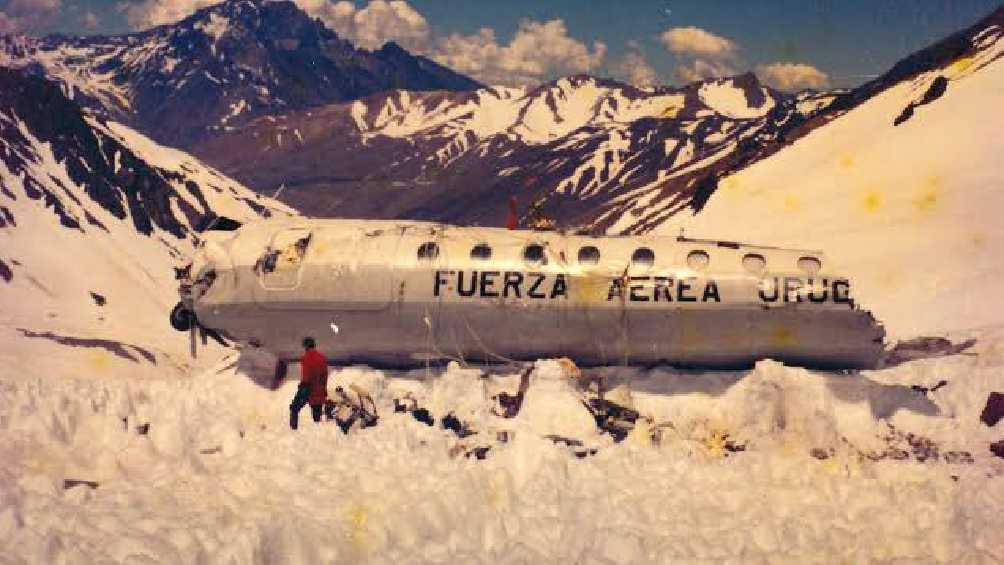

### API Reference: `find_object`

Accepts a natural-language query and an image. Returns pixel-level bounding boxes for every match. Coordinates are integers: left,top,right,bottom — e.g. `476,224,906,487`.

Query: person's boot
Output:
289,408,298,430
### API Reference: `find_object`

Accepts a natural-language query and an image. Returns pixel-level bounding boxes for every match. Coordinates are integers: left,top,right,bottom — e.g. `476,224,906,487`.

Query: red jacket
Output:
300,349,329,406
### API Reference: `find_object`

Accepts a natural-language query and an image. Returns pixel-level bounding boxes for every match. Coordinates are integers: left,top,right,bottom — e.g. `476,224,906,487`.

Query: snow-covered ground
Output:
657,25,1004,340
1,333,1002,563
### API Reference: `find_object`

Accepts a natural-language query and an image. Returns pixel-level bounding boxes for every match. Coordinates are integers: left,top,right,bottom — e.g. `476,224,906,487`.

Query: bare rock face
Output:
882,336,977,367
981,392,1004,427
0,0,481,148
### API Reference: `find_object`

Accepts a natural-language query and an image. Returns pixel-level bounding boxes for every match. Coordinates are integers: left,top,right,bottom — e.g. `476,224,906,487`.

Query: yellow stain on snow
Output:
718,176,742,194
347,503,371,551
659,104,680,119
913,175,943,213
860,188,884,214
702,430,728,458
781,193,801,213
89,350,113,373
949,56,974,76
838,153,855,170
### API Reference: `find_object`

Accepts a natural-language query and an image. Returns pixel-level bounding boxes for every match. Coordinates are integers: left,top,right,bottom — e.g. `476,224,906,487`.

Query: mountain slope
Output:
659,10,1004,338
0,0,480,147
194,72,825,230
0,67,294,379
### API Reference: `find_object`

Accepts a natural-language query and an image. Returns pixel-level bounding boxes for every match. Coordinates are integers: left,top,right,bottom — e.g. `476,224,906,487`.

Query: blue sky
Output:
3,0,1001,88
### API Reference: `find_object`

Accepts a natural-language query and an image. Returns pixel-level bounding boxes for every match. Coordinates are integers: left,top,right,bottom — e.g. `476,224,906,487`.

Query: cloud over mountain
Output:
432,18,606,86
756,62,831,92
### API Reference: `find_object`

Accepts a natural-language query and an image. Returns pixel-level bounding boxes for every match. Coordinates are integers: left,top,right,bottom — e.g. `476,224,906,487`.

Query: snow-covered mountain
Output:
0,67,294,379
195,72,830,230
0,0,480,147
659,8,1004,339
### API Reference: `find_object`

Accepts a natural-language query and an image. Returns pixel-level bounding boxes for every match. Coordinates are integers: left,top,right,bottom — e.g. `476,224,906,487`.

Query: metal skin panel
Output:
188,219,885,369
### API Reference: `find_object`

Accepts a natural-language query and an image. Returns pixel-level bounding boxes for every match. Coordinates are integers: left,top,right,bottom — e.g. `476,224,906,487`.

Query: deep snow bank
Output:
658,31,1004,338
1,329,1002,563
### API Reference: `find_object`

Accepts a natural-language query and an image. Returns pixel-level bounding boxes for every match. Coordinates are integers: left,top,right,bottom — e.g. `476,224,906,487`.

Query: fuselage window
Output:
797,256,822,274
631,247,655,268
470,244,492,261
578,245,600,265
523,243,546,265
742,253,766,274
687,250,710,270
417,242,439,261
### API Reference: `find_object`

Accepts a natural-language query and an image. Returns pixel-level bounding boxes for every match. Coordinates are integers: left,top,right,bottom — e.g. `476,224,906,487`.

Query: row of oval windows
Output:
416,242,822,274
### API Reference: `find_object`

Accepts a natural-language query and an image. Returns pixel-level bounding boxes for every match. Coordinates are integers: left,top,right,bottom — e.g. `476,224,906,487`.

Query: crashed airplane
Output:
171,219,886,371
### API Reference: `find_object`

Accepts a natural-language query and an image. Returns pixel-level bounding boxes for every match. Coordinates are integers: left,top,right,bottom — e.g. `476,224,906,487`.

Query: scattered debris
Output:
89,291,106,306
441,412,476,438
990,440,1004,459
324,385,378,434
911,380,948,395
544,434,598,458
980,392,1004,427
466,446,491,460
882,336,977,367
584,398,639,442
394,393,435,426
136,423,150,435
866,423,973,464
63,479,99,490
412,408,434,426
491,365,532,418
810,447,833,460
199,446,222,455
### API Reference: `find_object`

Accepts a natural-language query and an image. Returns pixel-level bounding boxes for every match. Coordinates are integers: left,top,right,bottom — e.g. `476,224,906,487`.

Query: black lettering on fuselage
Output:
629,276,650,302
503,271,523,298
702,280,721,302
677,277,697,302
759,276,851,305
434,270,448,297
551,274,568,299
480,271,500,298
783,277,802,303
527,272,546,299
654,277,673,302
807,278,829,303
759,277,779,302
457,270,477,297
833,279,850,303
607,277,625,300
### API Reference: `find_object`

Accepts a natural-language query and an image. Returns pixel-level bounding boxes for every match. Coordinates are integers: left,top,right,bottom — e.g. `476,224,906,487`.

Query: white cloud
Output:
658,26,743,84
660,26,737,59
431,18,606,86
300,0,430,51
0,12,17,33
80,11,100,30
613,47,659,88
116,0,605,87
119,0,218,29
757,62,830,91
0,0,63,32
674,58,737,83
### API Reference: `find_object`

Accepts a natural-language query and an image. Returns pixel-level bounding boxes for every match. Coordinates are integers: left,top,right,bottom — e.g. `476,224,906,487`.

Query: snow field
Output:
1,336,1002,564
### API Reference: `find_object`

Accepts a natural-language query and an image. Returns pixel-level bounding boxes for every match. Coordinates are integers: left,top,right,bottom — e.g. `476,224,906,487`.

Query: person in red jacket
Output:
289,336,329,430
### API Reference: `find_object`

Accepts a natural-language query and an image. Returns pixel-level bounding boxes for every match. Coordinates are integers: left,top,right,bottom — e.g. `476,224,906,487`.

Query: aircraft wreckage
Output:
171,219,886,370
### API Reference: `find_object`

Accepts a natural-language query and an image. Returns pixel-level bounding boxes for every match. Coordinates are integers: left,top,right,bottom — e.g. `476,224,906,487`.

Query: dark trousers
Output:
290,385,322,430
